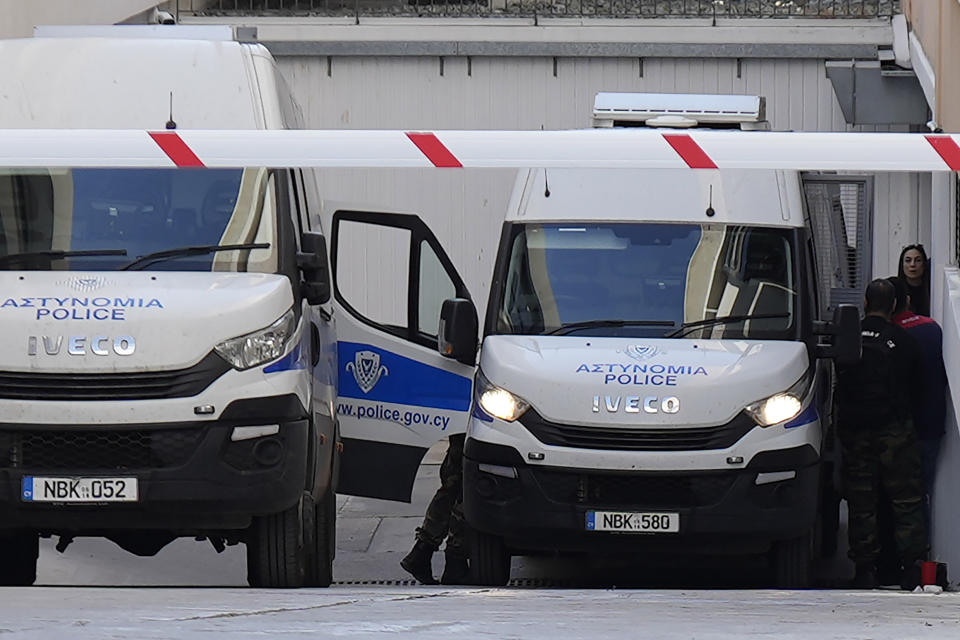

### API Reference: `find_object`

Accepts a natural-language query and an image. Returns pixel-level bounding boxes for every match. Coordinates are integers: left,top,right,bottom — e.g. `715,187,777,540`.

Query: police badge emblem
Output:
346,350,389,393
625,344,660,361
58,275,111,292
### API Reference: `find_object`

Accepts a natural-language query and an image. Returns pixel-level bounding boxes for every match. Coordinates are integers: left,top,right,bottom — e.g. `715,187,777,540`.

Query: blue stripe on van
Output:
784,404,818,429
263,344,306,374
338,341,472,412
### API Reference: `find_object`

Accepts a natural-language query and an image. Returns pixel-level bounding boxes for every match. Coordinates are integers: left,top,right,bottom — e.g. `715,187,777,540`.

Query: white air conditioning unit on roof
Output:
593,93,768,130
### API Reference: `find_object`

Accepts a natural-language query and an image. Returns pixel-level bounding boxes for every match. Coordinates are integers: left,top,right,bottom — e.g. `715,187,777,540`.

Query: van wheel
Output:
304,490,336,587
246,501,306,588
0,531,38,586
771,531,812,589
470,530,510,587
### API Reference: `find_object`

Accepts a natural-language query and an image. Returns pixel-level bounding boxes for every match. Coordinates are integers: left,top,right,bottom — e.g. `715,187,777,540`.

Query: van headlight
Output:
744,369,813,427
215,309,296,370
475,370,529,422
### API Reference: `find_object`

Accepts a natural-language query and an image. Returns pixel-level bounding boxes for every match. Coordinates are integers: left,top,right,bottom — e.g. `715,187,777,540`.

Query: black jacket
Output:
838,315,924,431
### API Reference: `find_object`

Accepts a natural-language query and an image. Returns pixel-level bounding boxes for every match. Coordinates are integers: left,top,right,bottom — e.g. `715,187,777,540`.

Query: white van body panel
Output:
478,336,809,428
0,38,274,129
508,168,803,228
472,336,816,472
0,272,294,372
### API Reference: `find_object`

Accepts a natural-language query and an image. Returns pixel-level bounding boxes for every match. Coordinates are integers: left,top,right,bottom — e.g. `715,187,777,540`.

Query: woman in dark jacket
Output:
898,244,930,316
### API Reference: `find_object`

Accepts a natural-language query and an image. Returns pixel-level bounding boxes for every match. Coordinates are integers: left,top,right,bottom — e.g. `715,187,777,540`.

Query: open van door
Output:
329,209,475,502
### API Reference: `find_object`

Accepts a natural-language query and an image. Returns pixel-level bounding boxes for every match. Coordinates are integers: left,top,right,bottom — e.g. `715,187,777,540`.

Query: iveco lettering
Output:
0,33,339,589
27,335,135,356
338,93,861,590
592,395,680,414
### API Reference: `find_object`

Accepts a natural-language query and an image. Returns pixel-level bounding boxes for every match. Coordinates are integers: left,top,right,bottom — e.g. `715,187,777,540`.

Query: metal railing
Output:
189,0,899,19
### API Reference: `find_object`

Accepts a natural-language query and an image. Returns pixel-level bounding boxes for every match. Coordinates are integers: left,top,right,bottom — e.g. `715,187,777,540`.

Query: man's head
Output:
887,276,910,315
864,278,896,318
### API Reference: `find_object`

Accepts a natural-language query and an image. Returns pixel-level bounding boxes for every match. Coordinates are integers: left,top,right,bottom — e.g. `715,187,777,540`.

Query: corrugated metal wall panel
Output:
277,55,920,306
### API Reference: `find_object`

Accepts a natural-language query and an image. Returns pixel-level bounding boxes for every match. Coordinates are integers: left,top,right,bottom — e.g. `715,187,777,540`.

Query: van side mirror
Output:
297,231,331,305
814,304,861,366
438,298,478,366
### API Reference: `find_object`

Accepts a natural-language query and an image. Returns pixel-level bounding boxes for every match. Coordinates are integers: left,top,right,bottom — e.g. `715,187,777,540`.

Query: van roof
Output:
0,38,270,129
508,169,804,228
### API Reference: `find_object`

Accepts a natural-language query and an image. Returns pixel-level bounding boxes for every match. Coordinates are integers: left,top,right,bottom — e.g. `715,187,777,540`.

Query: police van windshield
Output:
493,222,798,340
0,168,279,272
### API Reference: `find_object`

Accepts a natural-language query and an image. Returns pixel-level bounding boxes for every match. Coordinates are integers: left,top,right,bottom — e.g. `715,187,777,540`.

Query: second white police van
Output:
338,94,861,588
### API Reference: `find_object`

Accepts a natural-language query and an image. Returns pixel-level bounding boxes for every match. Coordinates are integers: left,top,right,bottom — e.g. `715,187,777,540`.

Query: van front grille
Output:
0,353,231,401
520,410,756,451
0,427,203,470
533,469,735,508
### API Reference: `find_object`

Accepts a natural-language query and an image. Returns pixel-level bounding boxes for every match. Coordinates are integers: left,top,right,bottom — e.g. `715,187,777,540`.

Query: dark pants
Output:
415,433,466,557
877,434,941,576
841,421,927,568
919,436,942,501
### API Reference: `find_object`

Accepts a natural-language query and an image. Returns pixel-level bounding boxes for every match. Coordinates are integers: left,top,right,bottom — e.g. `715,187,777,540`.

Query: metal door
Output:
801,175,874,313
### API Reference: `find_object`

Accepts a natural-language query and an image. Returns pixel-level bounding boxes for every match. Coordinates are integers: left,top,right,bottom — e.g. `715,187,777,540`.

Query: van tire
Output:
304,490,335,587
470,530,510,587
246,501,306,588
0,531,38,586
771,532,812,589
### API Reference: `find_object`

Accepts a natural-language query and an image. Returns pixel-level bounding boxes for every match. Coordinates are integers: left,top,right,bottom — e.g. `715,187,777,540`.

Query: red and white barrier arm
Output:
0,129,959,171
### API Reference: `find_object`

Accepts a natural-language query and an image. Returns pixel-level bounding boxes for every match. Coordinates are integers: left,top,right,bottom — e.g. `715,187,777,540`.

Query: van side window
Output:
332,210,471,349
336,219,410,333
417,240,456,337
806,239,821,319
287,171,304,240
295,170,311,231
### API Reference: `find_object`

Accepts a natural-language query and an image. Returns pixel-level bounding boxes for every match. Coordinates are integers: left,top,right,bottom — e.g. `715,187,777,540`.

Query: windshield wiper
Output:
0,249,128,268
665,313,790,339
120,243,271,271
543,319,675,336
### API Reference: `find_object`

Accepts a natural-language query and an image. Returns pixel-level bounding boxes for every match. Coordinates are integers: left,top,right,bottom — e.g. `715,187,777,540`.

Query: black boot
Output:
400,540,439,585
852,564,878,589
900,560,923,591
440,552,470,585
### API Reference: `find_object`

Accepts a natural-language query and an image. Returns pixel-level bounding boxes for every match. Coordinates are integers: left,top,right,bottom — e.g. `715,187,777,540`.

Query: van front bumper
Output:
0,395,309,533
463,439,820,556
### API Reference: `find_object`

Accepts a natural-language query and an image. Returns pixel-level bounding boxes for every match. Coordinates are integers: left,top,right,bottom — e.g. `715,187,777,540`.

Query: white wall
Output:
933,268,960,575
0,0,164,39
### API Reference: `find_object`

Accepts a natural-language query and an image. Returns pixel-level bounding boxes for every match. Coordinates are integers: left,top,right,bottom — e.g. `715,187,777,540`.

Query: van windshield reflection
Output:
495,222,798,340
0,167,278,272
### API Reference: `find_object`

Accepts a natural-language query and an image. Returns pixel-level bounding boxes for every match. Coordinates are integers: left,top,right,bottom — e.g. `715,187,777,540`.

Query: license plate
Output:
22,477,138,503
586,510,679,533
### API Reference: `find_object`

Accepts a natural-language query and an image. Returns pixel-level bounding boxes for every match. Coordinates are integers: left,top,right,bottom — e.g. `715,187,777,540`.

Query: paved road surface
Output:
6,443,957,639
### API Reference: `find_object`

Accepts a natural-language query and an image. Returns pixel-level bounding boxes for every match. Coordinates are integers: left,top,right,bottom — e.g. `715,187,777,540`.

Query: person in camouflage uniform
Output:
400,433,468,585
837,279,928,589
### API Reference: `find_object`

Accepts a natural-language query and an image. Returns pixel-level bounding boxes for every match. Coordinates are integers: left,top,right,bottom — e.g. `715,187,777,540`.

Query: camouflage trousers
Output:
415,433,466,557
841,420,928,567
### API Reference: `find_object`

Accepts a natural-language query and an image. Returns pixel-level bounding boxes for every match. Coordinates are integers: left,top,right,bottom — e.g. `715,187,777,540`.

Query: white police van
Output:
335,94,860,588
0,29,338,587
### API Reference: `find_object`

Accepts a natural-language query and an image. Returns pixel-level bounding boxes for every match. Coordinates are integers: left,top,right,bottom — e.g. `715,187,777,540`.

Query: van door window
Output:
335,218,410,335
417,239,456,338
332,210,472,349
